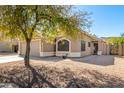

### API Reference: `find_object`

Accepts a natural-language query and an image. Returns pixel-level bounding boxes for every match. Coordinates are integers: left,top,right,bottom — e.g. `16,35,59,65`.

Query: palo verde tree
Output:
0,5,91,66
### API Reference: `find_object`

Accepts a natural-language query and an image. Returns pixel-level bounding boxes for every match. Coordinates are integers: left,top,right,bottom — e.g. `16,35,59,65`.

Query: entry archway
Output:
56,38,71,56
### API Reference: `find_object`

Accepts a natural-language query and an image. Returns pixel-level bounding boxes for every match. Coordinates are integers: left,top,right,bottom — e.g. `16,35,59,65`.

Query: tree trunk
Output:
24,39,31,66
54,38,56,56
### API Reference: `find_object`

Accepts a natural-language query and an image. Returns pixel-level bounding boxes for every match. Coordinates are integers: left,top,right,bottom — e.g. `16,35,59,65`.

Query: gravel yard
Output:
0,55,124,88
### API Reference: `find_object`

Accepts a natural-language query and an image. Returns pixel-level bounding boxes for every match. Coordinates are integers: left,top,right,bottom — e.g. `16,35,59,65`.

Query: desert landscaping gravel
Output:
0,55,124,88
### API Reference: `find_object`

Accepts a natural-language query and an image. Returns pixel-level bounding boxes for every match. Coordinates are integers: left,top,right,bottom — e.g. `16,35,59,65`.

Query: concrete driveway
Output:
0,54,121,66
29,55,117,66
78,55,115,66
0,55,24,63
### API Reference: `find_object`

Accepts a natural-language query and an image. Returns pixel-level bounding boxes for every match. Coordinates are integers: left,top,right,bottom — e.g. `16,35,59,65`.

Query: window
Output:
81,40,85,51
88,42,91,47
58,40,69,51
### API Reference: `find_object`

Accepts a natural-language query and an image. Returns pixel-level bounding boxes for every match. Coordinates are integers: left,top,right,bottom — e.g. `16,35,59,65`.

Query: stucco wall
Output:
56,37,81,51
56,38,81,57
98,40,109,55
19,40,55,57
0,41,12,52
118,44,124,56
19,35,95,57
42,42,54,52
19,40,40,57
90,42,94,54
56,36,93,57
70,39,81,52
40,42,55,57
81,35,93,56
123,44,124,56
106,45,110,55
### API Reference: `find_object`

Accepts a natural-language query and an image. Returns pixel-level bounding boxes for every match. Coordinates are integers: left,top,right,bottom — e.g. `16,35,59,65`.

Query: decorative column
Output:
18,40,21,55
122,44,124,56
118,44,122,56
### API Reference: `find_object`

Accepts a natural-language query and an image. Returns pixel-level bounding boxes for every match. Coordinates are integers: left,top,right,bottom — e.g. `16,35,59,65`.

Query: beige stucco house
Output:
0,39,18,53
1,31,124,57
18,31,110,57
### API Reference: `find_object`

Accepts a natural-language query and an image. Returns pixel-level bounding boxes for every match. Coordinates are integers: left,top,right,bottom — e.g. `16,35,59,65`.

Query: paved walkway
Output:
0,55,23,63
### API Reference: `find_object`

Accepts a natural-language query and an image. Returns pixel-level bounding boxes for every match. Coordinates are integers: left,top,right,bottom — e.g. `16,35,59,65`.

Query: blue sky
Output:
75,5,124,37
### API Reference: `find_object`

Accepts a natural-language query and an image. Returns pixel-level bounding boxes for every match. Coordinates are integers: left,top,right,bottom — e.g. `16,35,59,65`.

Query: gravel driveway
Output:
0,55,124,88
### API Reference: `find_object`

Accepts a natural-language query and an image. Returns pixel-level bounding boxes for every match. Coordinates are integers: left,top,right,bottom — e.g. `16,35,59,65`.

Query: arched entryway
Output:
56,38,71,56
58,40,69,51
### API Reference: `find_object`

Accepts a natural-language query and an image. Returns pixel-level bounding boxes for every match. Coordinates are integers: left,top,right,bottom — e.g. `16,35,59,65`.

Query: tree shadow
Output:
66,69,124,88
0,64,124,88
0,65,56,88
25,65,56,88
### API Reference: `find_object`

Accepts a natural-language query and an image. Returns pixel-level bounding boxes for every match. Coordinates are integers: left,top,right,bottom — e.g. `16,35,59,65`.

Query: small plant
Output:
62,53,68,59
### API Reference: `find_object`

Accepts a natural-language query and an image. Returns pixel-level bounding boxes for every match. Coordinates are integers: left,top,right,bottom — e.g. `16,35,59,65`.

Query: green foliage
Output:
120,37,124,44
0,5,91,43
119,33,124,44
107,37,120,45
0,5,92,65
107,33,124,45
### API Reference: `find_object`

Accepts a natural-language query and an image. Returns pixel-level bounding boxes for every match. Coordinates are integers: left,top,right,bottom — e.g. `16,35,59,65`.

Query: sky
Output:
75,5,124,37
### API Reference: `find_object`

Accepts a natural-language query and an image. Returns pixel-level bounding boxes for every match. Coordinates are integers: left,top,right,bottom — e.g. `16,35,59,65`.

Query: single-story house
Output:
1,31,124,57
0,39,18,53
18,31,110,57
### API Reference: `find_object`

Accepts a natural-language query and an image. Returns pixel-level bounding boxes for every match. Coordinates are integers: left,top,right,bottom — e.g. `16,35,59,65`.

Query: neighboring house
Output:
18,31,110,57
0,39,18,53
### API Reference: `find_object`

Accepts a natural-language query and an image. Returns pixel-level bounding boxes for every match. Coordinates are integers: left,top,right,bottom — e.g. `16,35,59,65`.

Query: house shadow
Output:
66,69,124,88
0,65,124,87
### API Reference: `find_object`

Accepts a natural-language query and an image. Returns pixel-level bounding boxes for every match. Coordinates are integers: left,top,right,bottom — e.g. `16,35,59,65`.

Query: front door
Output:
94,43,98,54
12,45,18,53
